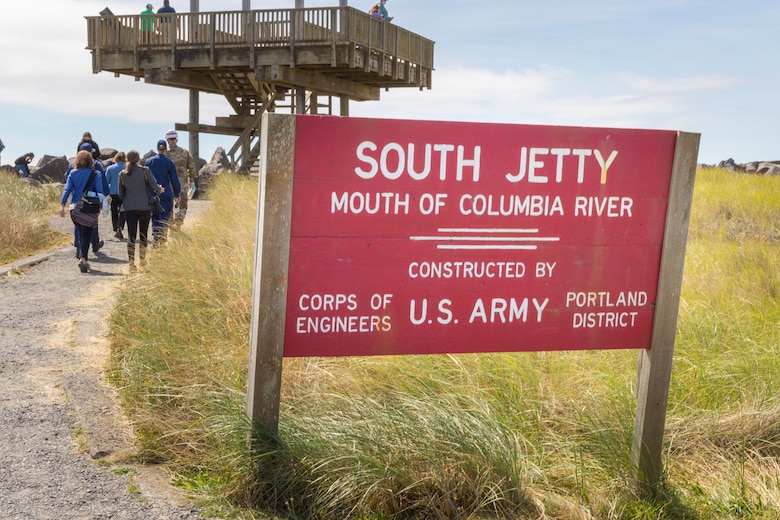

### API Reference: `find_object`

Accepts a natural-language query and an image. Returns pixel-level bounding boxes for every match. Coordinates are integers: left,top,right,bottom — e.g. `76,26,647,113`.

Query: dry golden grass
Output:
0,170,70,264
108,169,780,519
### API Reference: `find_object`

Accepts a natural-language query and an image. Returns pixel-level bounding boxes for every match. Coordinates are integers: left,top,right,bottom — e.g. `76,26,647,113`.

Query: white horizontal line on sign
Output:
409,236,560,242
437,228,540,233
437,245,540,250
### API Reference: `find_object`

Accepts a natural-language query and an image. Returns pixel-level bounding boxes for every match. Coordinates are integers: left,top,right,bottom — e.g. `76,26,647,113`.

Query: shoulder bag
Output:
79,170,101,214
143,167,164,217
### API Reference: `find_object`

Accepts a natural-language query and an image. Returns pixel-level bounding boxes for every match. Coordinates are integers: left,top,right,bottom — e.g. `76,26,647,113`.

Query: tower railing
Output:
86,7,434,71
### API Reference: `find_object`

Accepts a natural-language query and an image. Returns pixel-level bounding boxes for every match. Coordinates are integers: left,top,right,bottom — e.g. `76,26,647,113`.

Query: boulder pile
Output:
3,147,237,196
702,158,780,175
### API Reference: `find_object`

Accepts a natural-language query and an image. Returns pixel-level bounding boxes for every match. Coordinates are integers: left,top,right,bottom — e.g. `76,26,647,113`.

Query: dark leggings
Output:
74,222,93,261
110,196,125,231
124,209,152,263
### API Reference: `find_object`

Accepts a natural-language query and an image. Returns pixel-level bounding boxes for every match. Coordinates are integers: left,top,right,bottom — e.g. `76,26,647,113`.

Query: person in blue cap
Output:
144,139,180,245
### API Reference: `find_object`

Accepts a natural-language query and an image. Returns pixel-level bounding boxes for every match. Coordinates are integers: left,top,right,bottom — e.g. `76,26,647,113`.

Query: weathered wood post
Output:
246,114,295,434
632,132,699,493
188,0,200,162
339,0,350,116
294,0,306,114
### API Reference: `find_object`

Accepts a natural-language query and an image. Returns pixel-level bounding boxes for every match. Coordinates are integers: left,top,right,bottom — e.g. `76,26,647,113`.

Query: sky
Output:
1,0,778,167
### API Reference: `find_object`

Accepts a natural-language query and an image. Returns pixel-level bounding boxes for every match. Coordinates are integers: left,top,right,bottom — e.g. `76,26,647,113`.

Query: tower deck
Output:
86,6,434,168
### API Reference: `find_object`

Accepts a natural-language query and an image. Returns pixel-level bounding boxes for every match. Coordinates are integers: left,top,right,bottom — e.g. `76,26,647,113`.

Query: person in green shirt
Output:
141,3,155,34
377,0,393,22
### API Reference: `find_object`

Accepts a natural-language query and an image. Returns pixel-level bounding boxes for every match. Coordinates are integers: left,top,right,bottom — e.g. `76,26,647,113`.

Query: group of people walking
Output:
59,130,197,274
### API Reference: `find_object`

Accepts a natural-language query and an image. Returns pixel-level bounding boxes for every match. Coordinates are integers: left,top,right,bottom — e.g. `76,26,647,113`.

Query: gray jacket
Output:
118,165,161,212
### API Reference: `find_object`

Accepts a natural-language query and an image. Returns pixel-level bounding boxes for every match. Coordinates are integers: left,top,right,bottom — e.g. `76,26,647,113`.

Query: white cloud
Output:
618,73,741,93
351,64,715,133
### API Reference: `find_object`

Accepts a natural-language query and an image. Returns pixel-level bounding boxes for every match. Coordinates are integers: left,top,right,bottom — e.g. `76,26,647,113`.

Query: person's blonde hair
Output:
74,150,94,169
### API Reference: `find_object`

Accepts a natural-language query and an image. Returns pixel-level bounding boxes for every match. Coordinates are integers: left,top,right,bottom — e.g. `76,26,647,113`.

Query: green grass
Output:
107,168,780,519
0,169,70,264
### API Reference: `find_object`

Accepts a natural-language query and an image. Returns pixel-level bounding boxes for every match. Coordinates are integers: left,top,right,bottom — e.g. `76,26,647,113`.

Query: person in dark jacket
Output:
119,150,163,272
144,139,180,245
76,131,101,161
14,152,34,178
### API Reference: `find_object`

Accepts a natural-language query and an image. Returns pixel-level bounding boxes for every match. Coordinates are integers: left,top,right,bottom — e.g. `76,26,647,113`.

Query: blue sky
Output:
1,0,777,166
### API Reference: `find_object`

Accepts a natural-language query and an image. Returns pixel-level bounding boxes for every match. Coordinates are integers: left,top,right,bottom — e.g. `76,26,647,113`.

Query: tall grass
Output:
108,168,780,519
0,170,70,264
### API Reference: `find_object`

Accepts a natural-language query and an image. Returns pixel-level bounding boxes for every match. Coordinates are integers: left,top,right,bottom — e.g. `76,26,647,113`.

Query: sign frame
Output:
246,113,699,490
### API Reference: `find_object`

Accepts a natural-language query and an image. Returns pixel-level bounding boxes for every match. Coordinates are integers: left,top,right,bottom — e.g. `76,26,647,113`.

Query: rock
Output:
717,158,780,175
717,158,745,172
196,147,231,198
100,147,118,162
757,162,780,175
141,150,156,165
31,156,69,183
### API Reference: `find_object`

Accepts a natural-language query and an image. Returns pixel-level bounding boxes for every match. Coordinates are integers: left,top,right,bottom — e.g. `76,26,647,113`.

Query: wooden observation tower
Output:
85,2,434,171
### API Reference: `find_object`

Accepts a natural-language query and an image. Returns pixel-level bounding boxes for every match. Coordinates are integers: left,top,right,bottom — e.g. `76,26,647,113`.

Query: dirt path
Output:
0,202,214,519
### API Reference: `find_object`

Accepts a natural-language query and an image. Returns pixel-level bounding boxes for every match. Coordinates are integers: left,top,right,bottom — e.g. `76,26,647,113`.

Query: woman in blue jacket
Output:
106,151,127,239
59,150,105,273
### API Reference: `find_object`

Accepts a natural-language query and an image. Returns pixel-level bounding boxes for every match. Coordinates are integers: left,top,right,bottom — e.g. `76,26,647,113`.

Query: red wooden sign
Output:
283,116,678,357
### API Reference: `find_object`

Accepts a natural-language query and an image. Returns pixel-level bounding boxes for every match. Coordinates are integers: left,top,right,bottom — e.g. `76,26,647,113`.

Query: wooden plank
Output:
631,131,700,492
255,64,379,100
246,113,296,435
174,123,243,136
143,68,220,92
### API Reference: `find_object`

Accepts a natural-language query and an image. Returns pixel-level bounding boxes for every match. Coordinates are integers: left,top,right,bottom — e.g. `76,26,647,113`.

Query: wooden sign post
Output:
632,132,699,489
247,113,699,489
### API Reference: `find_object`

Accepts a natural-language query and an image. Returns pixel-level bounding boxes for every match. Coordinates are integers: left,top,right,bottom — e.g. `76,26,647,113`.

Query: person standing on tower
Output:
377,0,393,22
156,0,176,40
141,3,155,42
163,129,197,231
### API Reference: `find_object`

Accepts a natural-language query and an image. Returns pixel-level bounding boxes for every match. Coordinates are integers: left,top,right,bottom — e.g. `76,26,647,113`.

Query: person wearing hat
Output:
145,139,181,245
141,3,155,38
162,129,197,231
